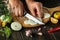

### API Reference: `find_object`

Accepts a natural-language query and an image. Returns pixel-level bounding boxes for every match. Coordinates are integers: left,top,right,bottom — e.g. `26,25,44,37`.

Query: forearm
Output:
26,0,34,3
9,0,20,3
9,0,20,1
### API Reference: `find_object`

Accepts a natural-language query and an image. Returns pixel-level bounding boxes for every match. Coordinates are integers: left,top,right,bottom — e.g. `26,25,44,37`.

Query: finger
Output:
40,4,44,18
18,10,23,17
15,7,19,16
11,6,15,13
30,8,36,17
11,7,16,16
18,7,24,17
36,5,43,18
40,3,43,13
36,6,41,18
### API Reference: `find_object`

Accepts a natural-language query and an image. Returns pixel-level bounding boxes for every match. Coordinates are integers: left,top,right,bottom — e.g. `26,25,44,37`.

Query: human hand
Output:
26,0,43,18
9,0,24,17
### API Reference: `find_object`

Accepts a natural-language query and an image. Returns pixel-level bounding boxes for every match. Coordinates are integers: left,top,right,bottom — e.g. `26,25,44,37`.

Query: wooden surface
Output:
0,21,60,40
49,6,60,14
0,6,60,40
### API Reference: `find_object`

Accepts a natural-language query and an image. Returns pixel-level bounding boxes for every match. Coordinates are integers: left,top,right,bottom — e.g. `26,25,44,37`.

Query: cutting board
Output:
48,6,60,14
11,6,60,28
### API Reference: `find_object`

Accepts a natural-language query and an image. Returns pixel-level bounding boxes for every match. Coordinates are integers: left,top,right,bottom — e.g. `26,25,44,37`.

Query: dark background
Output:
21,0,60,8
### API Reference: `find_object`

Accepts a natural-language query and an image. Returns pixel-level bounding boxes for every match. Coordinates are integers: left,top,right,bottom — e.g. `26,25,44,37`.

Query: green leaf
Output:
3,15,12,23
4,26,11,38
0,29,4,33
0,15,5,21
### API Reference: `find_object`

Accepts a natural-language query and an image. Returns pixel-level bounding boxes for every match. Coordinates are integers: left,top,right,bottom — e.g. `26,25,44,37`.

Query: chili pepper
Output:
48,26,60,33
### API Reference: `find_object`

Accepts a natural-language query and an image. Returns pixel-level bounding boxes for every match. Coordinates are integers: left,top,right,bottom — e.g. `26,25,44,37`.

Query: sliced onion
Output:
11,22,22,31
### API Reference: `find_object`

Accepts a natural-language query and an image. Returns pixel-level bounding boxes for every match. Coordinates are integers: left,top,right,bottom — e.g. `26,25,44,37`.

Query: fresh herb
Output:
0,0,12,38
0,14,12,22
0,26,11,38
4,26,11,38
0,29,4,36
3,15,12,23
0,29,4,33
0,0,10,15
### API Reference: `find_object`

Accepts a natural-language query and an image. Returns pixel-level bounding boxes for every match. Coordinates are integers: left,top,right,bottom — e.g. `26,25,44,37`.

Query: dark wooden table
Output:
0,21,60,40
0,1,60,39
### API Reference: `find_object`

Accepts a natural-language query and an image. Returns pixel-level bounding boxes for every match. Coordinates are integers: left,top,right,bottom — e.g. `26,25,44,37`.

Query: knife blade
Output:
24,12,45,25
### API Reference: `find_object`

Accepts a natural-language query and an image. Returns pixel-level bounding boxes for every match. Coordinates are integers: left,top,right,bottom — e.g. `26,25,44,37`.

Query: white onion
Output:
24,20,37,25
11,22,22,31
44,13,50,18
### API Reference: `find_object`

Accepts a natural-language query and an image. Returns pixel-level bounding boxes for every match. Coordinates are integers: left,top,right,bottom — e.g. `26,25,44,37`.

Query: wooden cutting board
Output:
48,6,60,15
11,6,60,28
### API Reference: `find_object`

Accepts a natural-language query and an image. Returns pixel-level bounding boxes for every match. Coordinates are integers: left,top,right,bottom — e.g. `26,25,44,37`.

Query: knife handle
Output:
24,11,27,16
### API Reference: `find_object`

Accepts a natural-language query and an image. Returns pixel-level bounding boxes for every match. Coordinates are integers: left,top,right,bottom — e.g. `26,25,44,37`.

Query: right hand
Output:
9,0,24,17
26,0,43,18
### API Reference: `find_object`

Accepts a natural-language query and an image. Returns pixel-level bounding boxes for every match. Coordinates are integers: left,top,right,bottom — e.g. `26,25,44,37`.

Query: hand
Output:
9,0,24,17
26,0,43,18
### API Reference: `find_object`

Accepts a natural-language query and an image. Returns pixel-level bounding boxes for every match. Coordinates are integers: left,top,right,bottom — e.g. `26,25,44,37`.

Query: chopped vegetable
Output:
24,20,37,25
0,1,12,38
37,32,43,36
0,14,12,22
0,15,5,21
0,26,11,38
51,17,58,24
11,22,22,31
25,30,31,37
4,26,11,38
44,13,50,18
3,15,12,23
0,29,4,33
0,29,4,36
54,12,60,19
2,22,7,27
0,14,12,27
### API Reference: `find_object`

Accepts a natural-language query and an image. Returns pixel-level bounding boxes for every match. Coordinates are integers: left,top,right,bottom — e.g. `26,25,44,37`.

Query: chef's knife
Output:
24,12,45,25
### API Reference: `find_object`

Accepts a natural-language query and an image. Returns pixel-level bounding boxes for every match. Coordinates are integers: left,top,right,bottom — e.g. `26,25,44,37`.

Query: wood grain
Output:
1,6,60,40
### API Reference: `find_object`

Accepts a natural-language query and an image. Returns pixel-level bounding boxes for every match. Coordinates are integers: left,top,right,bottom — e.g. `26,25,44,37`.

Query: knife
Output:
24,11,45,25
